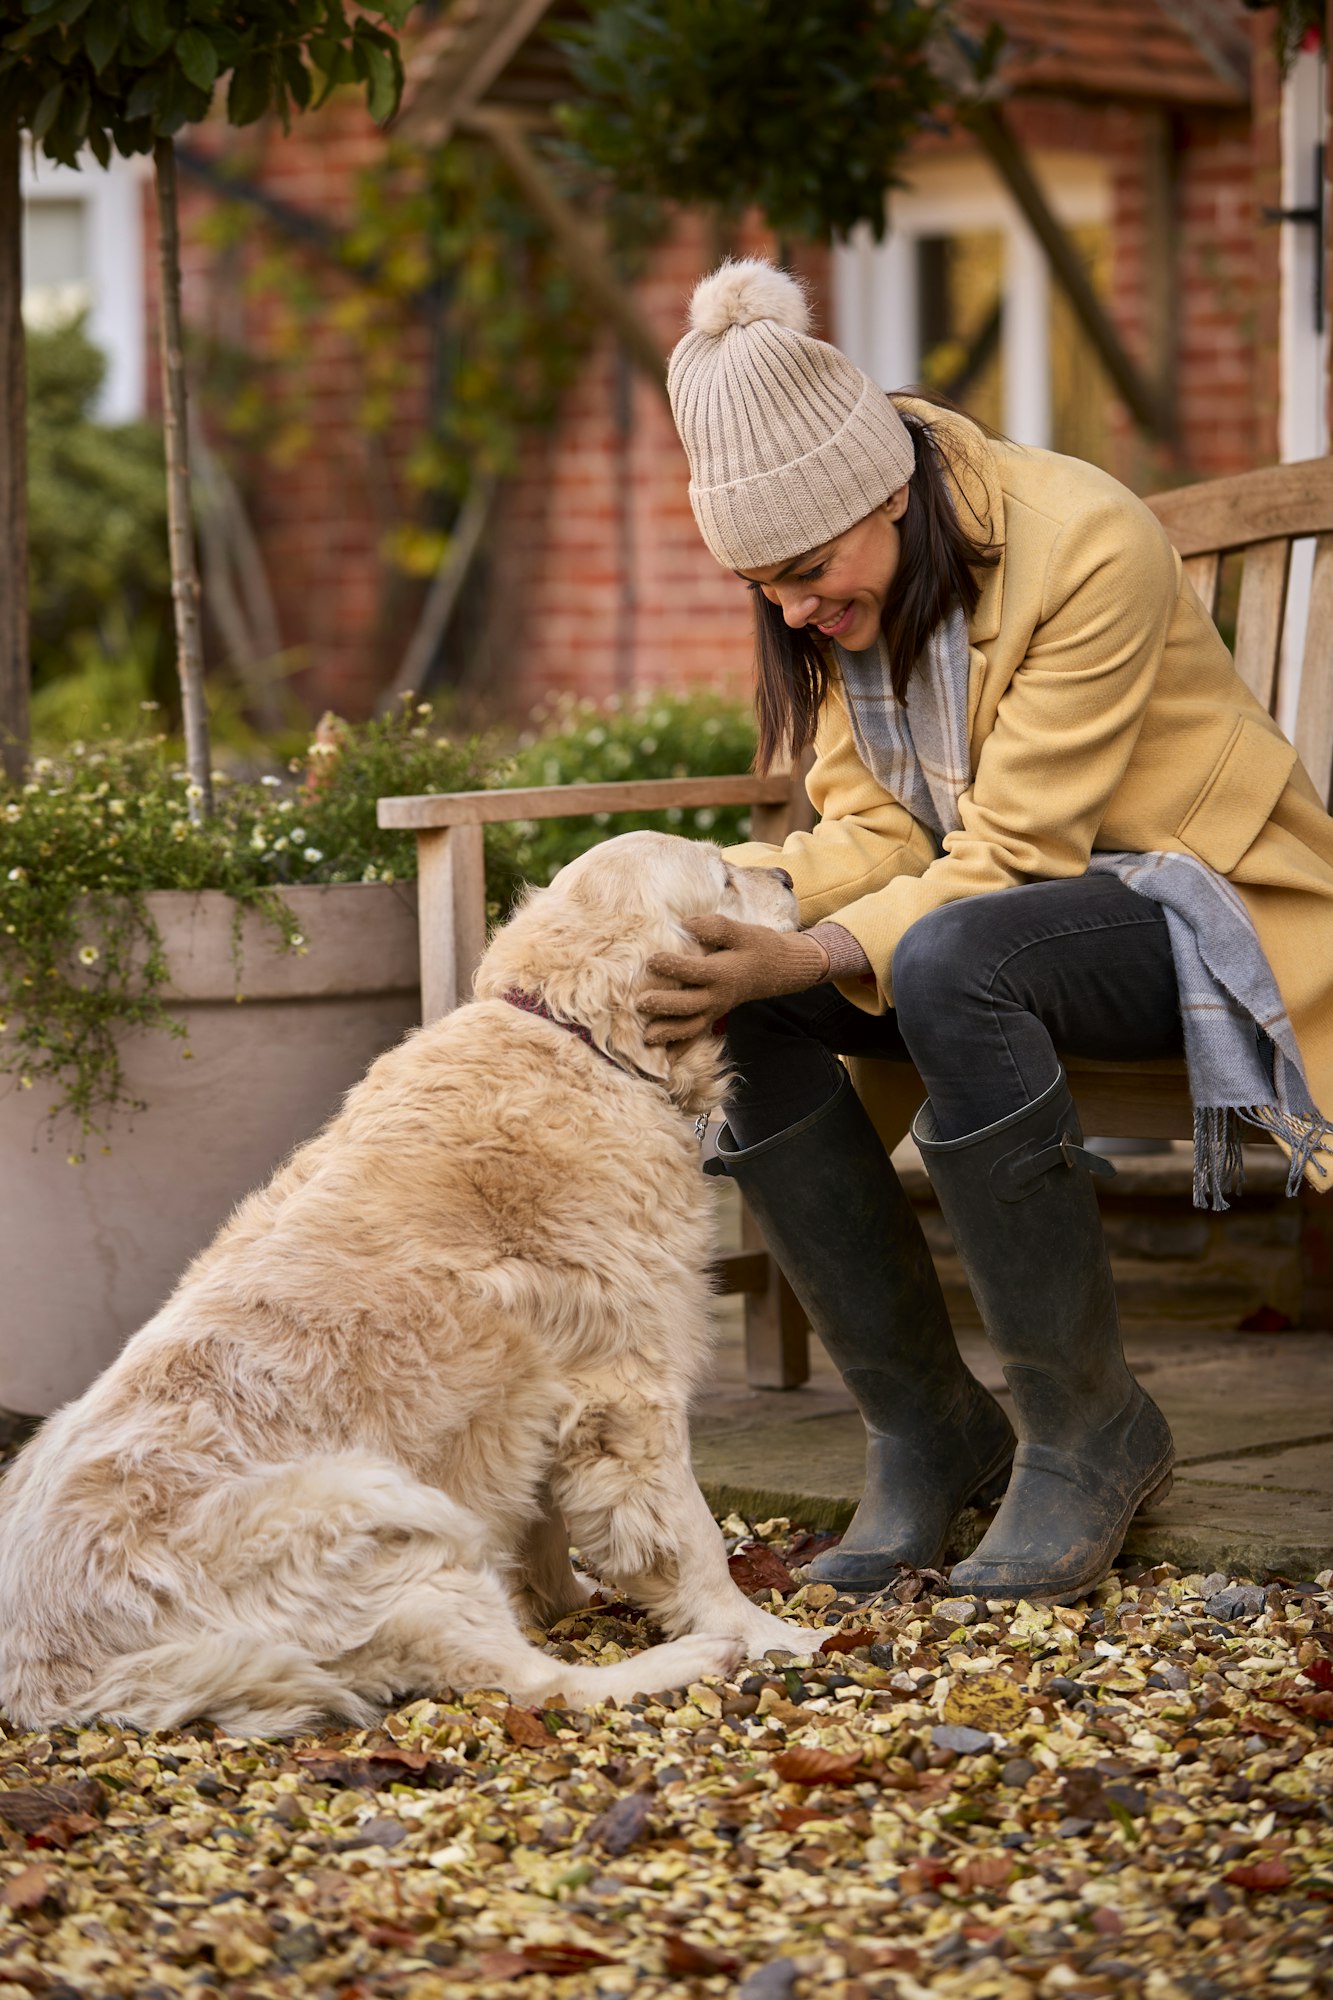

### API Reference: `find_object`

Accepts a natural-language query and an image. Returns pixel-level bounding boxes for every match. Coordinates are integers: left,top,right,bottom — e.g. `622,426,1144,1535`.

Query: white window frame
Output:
832,151,1111,452
21,147,149,424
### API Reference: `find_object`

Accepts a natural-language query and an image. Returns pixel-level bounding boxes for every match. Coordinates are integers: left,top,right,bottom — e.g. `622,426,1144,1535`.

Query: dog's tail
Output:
78,1629,381,1737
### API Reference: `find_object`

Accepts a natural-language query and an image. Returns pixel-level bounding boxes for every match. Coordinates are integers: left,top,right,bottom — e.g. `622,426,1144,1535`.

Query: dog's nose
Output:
773,868,794,891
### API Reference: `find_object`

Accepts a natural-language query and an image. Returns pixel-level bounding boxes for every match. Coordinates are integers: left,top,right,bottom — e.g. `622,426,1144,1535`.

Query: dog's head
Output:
474,831,798,1115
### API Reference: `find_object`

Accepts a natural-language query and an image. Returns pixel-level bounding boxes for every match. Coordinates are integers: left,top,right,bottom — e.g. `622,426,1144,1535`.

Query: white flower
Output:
290,933,305,948
416,701,434,718
78,945,100,966
139,700,160,712
652,710,671,729
107,799,126,815
309,741,337,758
33,757,53,776
694,808,716,830
6,867,25,882
303,847,322,863
380,868,395,885
361,864,379,882
3,803,20,822
592,812,610,827
666,807,684,825
704,717,722,736
261,774,281,787
639,737,658,755
171,822,189,840
250,828,267,848
289,827,306,843
278,799,294,814
186,783,204,803
585,727,606,747
273,836,289,853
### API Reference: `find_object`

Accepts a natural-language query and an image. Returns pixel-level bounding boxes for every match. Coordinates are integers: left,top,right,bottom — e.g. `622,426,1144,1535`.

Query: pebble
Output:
1000,1757,1036,1787
930,1723,993,1756
737,1959,799,2000
868,1643,897,1670
1205,1583,1266,1620
933,1597,978,1627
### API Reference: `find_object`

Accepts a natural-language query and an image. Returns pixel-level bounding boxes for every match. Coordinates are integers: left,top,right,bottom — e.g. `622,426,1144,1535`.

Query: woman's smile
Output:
815,601,856,638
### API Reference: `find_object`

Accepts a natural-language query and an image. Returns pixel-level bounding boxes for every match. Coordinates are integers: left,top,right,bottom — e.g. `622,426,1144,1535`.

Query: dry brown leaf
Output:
0,1778,105,1837
502,1706,553,1750
294,1745,450,1789
585,1790,653,1855
818,1627,877,1656
773,1804,834,1833
1225,1856,1292,1893
942,1671,1030,1734
664,1935,742,1975
476,1942,615,1977
728,1543,795,1595
1,1862,63,1912
771,1746,863,1786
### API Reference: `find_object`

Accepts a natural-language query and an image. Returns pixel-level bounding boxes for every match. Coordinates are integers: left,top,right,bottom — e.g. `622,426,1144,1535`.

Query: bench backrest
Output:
1147,456,1333,809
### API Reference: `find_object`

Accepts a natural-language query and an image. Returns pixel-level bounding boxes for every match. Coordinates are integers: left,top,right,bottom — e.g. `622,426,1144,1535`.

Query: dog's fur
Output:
0,833,800,1734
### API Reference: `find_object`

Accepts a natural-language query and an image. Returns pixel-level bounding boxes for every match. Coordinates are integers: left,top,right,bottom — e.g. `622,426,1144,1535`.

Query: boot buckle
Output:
993,1130,1117,1201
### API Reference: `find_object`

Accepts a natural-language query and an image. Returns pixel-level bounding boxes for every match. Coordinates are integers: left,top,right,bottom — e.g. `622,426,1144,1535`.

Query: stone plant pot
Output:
0,882,421,1418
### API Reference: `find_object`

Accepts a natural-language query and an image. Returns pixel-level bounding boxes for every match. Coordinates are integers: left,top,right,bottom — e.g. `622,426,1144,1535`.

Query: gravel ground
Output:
0,1518,1330,2000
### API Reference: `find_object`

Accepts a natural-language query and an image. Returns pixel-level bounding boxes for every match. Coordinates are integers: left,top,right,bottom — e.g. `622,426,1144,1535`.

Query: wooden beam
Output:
378,775,793,831
377,473,500,715
396,0,559,148
961,99,1177,446
459,106,671,400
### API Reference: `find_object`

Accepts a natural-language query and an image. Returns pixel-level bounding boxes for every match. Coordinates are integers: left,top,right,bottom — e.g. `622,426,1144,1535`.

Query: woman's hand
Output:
640,916,831,1045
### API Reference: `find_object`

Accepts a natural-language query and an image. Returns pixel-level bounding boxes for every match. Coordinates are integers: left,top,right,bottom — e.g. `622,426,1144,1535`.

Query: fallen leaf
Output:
665,1935,742,1975
0,1779,105,1835
943,1671,1030,1734
1237,1304,1295,1332
728,1543,796,1595
818,1627,877,1656
773,1804,833,1832
954,1852,1016,1891
585,1791,652,1855
771,1746,864,1786
1060,1770,1109,1822
502,1706,553,1750
1225,1856,1292,1893
1306,1658,1333,1693
785,1530,843,1565
476,1943,614,1977
294,1746,452,1789
0,1862,63,1912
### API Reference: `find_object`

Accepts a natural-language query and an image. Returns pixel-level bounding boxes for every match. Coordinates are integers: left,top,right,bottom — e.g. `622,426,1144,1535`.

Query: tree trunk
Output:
0,125,30,783
153,137,212,818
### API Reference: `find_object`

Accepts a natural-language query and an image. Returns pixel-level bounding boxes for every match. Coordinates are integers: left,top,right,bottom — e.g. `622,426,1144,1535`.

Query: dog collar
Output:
502,989,617,1066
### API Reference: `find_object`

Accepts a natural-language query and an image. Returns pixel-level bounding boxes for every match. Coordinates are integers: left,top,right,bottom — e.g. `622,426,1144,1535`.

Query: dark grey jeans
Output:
724,874,1185,1147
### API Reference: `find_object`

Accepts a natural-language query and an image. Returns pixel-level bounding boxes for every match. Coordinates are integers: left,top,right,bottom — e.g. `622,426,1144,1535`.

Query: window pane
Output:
915,230,1004,434
22,198,90,327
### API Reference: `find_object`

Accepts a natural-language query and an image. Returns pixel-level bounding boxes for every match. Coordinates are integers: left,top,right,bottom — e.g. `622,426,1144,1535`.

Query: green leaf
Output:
174,25,218,92
84,0,121,73
30,78,62,138
87,121,110,167
226,53,271,126
372,0,417,26
359,35,399,124
128,0,170,56
282,45,311,110
125,69,163,121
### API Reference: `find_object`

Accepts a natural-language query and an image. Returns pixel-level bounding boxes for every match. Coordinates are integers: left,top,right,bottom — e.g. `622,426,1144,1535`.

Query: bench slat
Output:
1148,457,1333,556
1182,551,1221,618
1233,536,1291,711
378,775,792,830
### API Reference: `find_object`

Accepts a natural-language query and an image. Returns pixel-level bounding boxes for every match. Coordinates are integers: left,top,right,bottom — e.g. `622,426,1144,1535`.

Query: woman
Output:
641,259,1333,1602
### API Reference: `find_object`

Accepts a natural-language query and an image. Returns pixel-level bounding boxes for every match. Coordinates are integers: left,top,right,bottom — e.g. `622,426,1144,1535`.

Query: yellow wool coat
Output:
724,400,1333,1188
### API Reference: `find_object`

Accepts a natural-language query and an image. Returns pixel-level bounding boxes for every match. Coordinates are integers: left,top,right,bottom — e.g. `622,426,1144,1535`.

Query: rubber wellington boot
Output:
707,1067,1015,1590
912,1070,1175,1603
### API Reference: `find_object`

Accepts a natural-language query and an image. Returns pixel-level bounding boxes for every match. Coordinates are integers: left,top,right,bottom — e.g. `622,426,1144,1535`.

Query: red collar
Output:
502,989,617,1066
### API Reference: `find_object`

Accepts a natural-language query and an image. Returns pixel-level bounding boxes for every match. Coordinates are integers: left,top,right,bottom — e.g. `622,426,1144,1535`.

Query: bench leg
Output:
1299,1183,1333,1329
740,1196,809,1389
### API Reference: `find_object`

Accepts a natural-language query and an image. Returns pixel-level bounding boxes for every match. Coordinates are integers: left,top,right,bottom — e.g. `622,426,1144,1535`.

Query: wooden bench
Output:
380,456,1333,1381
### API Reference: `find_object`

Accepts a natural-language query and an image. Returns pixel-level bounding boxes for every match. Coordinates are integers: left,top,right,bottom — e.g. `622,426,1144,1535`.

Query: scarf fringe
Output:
1193,1103,1333,1210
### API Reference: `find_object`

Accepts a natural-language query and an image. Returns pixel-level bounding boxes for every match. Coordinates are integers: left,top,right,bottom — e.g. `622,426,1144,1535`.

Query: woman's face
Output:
736,485,910,652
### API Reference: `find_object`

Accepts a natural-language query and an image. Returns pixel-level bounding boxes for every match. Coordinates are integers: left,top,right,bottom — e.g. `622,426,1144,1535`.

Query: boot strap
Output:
992,1130,1116,1202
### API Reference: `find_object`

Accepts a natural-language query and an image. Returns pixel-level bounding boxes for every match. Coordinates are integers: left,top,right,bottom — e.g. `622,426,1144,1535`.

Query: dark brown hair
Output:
751,397,1003,772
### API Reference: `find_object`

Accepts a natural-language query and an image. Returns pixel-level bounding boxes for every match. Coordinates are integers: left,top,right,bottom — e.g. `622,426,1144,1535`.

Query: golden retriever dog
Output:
0,832,801,1735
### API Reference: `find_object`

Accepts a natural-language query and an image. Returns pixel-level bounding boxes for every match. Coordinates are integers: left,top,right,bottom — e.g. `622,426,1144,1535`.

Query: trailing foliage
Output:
504,689,759,886
0,703,521,1143
26,319,172,696
556,0,999,242
0,0,412,169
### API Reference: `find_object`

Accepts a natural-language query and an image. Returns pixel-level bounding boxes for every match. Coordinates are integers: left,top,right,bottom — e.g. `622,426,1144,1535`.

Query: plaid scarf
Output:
835,607,1332,1209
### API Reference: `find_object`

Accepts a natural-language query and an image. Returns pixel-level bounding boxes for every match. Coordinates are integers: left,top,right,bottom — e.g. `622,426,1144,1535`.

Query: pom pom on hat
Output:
688,258,811,340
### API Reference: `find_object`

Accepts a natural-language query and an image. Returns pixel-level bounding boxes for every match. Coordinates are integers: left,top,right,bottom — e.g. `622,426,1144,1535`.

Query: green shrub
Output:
26,319,174,697
0,702,522,1143
501,688,758,887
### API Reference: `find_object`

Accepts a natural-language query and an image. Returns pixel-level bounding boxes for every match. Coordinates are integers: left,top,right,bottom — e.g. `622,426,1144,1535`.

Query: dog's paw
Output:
738,1609,803,1659
626,1632,745,1695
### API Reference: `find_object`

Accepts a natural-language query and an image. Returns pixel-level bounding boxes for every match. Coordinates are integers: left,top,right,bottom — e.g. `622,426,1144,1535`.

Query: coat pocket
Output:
1176,715,1298,874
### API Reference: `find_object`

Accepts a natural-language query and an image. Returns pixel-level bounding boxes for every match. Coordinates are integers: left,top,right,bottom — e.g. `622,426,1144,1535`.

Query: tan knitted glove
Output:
640,915,832,1046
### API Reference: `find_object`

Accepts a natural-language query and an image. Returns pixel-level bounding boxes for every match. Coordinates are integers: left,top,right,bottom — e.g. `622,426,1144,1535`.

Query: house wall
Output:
141,53,1274,724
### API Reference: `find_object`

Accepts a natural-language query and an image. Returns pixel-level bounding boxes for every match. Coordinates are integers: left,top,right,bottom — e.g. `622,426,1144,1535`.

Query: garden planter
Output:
0,881,421,1417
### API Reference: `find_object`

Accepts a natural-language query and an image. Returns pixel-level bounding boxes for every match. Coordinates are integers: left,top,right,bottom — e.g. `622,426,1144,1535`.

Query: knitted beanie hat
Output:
667,259,916,571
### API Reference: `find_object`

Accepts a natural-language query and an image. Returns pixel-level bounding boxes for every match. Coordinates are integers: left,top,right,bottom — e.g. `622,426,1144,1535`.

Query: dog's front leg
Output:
514,1483,599,1626
549,1398,795,1662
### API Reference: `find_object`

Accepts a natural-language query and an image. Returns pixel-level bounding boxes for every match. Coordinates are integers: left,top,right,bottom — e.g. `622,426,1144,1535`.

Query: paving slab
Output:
692,1304,1333,1581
